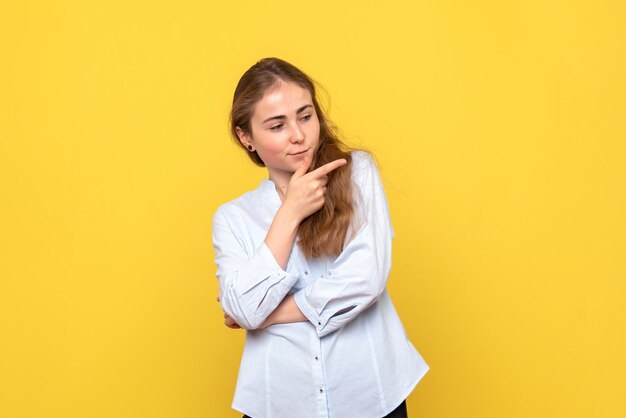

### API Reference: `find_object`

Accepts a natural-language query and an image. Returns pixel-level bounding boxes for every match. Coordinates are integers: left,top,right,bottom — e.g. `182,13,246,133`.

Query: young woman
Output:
212,57,429,418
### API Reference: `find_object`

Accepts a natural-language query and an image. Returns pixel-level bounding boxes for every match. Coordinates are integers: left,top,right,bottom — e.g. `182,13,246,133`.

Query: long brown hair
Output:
229,57,358,258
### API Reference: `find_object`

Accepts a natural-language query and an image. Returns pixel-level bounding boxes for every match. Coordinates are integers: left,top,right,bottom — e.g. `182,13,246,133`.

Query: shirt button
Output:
317,321,321,325
304,270,308,275
319,388,324,393
314,356,319,360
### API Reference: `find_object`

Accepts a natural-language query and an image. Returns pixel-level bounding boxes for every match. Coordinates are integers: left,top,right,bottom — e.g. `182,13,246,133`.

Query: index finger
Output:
309,158,347,178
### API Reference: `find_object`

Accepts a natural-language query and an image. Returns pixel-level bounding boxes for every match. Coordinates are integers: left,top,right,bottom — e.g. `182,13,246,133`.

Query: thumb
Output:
292,155,312,179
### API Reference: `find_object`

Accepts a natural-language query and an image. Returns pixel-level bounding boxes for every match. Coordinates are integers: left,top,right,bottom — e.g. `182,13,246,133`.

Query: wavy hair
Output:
229,57,358,258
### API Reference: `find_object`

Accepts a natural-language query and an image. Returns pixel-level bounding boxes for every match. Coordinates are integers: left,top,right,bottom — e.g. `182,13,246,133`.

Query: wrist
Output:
277,203,303,229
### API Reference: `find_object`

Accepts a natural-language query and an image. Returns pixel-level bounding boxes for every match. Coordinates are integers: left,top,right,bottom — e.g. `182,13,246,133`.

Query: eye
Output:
270,124,283,132
301,114,312,121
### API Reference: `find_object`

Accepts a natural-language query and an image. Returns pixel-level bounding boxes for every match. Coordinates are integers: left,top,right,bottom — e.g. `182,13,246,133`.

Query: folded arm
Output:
213,157,348,330
293,153,394,337
212,205,301,330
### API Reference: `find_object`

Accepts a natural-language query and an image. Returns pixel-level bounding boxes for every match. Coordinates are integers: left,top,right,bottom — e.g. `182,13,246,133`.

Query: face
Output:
236,80,321,185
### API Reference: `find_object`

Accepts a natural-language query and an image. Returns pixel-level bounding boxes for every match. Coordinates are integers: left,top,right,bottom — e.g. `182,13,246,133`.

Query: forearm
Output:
259,294,307,328
264,205,301,269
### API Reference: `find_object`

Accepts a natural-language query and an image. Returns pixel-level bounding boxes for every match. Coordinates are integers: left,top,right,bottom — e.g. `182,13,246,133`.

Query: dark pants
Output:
243,399,408,418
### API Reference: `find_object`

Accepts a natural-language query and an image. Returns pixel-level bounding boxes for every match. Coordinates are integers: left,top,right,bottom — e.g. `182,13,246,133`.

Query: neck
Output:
268,170,291,203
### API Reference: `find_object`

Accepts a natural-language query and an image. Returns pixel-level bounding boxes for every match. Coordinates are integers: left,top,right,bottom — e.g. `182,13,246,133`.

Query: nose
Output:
290,122,304,143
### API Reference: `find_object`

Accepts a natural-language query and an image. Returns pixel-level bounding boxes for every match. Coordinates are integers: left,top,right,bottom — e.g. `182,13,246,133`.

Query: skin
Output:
221,80,347,330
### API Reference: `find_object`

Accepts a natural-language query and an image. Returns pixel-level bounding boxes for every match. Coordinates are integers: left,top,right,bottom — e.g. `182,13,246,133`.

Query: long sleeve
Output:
212,206,300,330
293,152,395,337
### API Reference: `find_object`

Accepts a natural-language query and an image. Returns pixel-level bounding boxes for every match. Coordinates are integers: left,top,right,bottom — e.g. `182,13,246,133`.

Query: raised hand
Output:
282,156,347,222
263,156,348,273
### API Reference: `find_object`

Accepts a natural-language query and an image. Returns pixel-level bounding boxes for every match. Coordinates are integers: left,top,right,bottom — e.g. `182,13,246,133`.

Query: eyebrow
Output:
262,104,313,124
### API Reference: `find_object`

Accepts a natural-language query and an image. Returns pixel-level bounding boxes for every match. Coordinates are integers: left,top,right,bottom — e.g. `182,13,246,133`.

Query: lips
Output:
289,149,309,156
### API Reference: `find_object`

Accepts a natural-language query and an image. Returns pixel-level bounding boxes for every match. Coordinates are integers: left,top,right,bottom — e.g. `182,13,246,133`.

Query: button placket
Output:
311,335,327,416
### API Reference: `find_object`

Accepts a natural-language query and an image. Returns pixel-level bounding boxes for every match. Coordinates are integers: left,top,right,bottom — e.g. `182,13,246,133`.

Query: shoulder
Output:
350,149,376,171
349,149,381,186
213,186,263,224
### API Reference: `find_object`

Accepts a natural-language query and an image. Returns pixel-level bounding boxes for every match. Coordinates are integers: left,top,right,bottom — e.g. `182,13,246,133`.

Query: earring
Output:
247,145,254,152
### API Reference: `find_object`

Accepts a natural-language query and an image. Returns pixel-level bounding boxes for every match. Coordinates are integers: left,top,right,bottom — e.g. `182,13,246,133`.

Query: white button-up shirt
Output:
212,150,429,418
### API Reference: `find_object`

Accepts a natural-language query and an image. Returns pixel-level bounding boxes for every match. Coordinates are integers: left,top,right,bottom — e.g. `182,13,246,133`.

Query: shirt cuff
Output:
257,240,286,271
293,285,329,335
237,241,299,295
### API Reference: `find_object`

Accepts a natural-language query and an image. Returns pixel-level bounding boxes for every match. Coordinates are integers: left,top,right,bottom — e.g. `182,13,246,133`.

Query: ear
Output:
235,125,253,149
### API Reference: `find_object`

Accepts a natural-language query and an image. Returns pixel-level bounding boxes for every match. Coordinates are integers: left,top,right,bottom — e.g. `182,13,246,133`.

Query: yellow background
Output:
1,1,624,417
